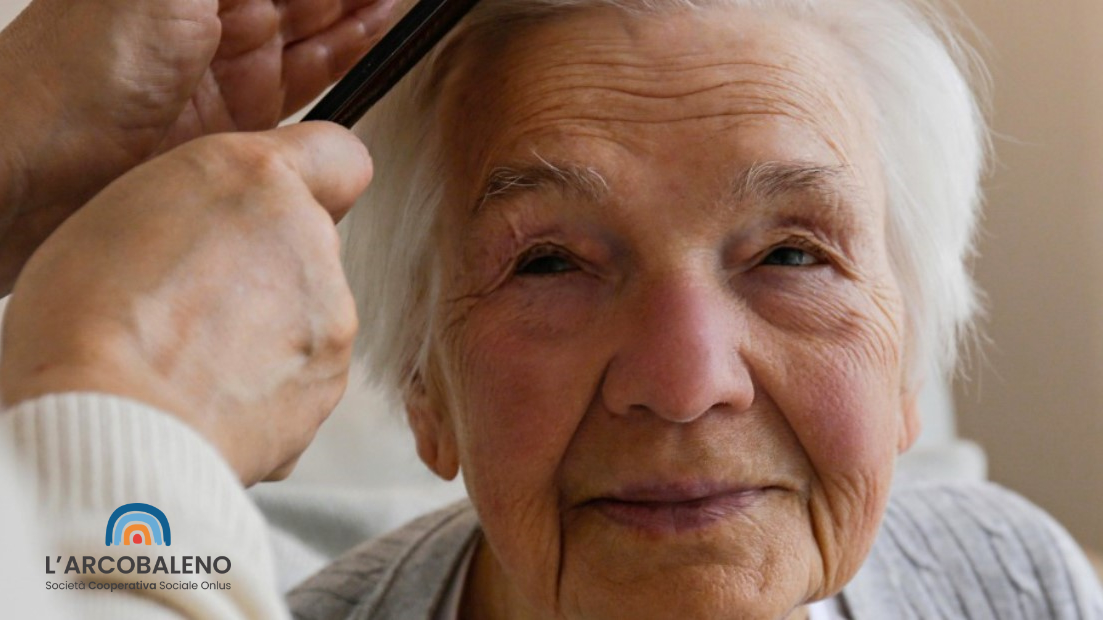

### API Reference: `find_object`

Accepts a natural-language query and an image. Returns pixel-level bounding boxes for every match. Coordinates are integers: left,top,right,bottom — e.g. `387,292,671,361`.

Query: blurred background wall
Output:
952,0,1103,553
0,1,17,29
0,0,1098,553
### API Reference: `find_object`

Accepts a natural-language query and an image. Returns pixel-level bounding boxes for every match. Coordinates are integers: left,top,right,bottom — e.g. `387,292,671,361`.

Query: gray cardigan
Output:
288,481,1103,619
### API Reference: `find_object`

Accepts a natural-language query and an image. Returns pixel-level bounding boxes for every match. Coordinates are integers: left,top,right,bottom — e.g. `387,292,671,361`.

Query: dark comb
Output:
303,0,482,128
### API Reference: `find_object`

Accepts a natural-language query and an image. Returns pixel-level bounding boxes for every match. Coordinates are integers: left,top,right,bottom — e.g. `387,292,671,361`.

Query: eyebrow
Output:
730,161,852,205
473,155,610,214
471,157,852,215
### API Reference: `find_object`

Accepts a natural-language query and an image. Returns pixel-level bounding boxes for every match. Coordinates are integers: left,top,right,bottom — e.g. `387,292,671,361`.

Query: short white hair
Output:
340,0,988,403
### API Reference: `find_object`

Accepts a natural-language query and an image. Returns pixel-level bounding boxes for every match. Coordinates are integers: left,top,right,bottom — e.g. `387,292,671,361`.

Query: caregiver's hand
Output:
0,0,393,293
0,123,372,486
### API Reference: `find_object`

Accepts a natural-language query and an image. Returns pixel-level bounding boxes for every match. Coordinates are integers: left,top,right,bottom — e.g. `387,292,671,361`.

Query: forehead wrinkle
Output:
496,58,848,126
440,8,882,225
465,8,837,96
474,69,861,174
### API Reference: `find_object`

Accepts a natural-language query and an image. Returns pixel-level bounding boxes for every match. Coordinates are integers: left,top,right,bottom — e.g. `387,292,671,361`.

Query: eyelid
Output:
514,242,580,273
773,231,863,278
518,242,563,261
756,234,827,263
518,243,563,259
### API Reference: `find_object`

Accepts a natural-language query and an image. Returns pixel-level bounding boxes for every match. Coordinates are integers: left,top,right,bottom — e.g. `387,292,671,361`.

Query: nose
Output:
600,276,754,423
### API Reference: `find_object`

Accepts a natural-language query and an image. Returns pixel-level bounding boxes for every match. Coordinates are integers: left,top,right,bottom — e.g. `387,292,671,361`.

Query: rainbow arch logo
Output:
105,503,171,547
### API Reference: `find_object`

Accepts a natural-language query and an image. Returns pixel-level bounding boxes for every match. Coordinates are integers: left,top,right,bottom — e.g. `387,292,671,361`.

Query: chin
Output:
557,516,820,620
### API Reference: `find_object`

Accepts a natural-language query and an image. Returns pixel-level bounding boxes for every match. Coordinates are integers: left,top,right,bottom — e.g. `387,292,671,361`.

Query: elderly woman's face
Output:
412,7,918,619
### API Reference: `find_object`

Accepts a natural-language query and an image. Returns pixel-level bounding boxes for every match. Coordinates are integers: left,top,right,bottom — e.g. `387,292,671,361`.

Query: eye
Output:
515,247,579,276
760,246,821,267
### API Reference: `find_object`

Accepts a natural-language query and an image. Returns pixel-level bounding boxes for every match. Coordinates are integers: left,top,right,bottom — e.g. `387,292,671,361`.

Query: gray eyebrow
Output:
472,158,850,214
474,154,610,213
730,161,852,204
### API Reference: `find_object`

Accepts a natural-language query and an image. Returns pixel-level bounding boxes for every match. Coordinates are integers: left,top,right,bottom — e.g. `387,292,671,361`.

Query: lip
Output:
584,483,773,535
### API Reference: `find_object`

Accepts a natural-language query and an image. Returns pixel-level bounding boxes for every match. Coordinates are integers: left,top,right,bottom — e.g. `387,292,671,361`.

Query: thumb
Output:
263,122,374,222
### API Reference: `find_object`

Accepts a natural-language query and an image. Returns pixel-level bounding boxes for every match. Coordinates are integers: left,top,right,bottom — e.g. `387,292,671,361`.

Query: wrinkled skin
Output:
0,0,394,292
406,7,922,620
0,123,372,485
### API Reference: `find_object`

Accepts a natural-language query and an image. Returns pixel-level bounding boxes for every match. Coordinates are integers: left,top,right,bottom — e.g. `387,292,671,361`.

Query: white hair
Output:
340,0,989,403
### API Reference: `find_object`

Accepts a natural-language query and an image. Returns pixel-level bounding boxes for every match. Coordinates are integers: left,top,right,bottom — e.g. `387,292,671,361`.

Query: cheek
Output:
749,271,905,469
456,336,591,483
447,278,609,462
443,290,611,606
777,348,900,477
777,357,899,588
753,276,905,585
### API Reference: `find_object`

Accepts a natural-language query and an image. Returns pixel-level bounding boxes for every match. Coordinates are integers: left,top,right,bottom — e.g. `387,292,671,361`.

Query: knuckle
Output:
185,134,298,192
321,293,359,356
332,294,360,351
299,279,357,361
229,138,293,184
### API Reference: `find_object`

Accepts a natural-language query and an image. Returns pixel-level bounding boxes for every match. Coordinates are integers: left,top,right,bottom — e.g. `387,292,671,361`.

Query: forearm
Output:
0,393,291,619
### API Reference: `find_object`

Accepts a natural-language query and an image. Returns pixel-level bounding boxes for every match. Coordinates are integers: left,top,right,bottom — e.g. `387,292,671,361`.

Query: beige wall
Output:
953,0,1103,552
0,0,22,29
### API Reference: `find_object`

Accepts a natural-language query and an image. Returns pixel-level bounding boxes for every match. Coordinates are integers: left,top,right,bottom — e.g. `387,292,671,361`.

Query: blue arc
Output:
112,512,164,545
105,503,171,546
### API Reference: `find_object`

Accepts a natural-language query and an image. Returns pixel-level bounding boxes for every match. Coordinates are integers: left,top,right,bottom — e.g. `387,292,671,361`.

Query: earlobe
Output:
405,372,460,481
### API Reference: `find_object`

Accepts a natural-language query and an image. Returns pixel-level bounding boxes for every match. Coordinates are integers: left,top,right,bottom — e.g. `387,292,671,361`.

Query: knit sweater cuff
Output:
3,392,243,513
1,392,288,619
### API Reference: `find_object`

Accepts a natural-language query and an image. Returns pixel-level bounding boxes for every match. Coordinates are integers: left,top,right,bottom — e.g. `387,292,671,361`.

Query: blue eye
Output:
516,250,578,275
761,247,819,267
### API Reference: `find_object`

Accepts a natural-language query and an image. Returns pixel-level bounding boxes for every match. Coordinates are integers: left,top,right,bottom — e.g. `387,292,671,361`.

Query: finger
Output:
216,0,280,59
212,38,286,130
264,123,373,221
280,4,392,115
279,0,395,44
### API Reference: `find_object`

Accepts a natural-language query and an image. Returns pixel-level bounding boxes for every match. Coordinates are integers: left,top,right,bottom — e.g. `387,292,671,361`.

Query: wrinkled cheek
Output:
797,368,898,470
774,341,902,587
448,323,602,610
768,287,905,485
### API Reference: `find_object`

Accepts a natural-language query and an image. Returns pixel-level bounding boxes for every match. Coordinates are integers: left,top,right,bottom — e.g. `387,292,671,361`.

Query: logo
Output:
45,502,233,588
105,503,171,547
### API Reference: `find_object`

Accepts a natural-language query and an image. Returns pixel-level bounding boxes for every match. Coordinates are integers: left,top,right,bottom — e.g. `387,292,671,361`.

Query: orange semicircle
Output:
123,522,152,546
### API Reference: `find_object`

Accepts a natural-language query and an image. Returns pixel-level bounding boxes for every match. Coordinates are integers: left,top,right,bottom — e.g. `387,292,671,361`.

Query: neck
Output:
460,537,820,620
461,537,541,620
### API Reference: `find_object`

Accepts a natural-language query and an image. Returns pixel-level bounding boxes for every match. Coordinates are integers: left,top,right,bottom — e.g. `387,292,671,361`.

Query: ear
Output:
405,371,460,481
897,380,922,454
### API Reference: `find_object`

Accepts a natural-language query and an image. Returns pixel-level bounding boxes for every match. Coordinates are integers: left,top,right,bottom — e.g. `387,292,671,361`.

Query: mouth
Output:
583,484,775,535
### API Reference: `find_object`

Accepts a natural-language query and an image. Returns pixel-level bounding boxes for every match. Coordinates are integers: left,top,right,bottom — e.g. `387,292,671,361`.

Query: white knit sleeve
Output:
0,392,291,619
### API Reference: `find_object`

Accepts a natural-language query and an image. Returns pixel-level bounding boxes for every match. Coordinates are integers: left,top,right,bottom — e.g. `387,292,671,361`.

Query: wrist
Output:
0,354,263,486
1,357,187,421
